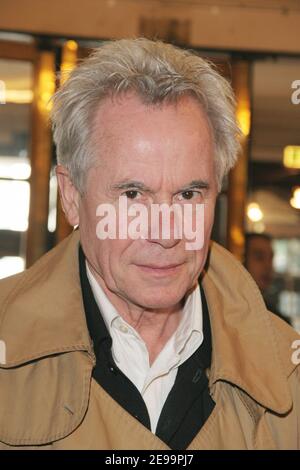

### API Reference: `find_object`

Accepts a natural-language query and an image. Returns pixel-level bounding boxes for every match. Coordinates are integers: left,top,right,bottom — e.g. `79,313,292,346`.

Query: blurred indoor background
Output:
0,0,299,329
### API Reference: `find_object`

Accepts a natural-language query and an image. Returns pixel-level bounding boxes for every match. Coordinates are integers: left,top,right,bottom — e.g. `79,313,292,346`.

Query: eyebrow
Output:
111,180,152,192
179,180,210,192
111,179,210,193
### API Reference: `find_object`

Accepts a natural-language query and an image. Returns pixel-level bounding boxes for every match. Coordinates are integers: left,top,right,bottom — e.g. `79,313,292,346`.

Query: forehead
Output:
90,93,215,185
93,92,212,138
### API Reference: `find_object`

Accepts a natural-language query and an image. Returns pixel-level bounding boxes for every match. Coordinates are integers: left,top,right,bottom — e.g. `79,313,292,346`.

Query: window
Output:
0,59,33,279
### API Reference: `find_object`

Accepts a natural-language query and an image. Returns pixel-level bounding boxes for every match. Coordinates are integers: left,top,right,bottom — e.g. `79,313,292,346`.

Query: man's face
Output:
246,237,274,292
72,93,217,310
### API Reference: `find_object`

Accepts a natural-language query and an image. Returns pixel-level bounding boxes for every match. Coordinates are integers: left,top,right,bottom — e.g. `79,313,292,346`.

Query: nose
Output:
146,201,182,249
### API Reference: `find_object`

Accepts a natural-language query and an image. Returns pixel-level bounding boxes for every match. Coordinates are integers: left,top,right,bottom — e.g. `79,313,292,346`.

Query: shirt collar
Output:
173,283,203,356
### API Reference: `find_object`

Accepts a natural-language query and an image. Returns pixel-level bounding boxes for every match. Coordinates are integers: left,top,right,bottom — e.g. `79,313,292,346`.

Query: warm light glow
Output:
237,108,251,137
230,226,244,247
4,89,33,104
0,80,5,104
36,53,56,115
290,187,300,209
253,221,265,233
283,146,300,169
60,40,78,85
0,180,30,231
66,40,78,52
247,202,264,222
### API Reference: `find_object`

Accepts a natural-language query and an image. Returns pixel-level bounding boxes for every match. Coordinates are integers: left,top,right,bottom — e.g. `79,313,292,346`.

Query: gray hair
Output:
51,38,240,193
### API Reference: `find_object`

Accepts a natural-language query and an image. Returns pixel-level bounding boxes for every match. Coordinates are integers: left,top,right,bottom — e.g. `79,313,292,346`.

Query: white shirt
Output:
86,262,203,432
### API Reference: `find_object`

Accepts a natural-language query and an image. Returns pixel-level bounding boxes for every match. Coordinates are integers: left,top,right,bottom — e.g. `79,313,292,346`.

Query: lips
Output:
135,262,184,276
137,263,182,269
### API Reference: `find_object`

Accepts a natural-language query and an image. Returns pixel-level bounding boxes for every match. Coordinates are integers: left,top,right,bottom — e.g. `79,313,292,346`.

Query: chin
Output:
134,287,186,310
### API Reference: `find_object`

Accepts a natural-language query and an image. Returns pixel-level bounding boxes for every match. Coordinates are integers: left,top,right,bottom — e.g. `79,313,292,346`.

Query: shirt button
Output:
119,324,128,333
109,365,117,374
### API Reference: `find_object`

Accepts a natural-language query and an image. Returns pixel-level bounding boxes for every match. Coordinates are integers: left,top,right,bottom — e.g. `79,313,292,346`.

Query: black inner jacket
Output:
79,245,215,450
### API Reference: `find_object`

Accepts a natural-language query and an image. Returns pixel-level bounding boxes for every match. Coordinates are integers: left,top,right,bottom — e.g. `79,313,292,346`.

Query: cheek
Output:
95,239,135,281
78,198,98,245
193,245,209,274
188,207,213,278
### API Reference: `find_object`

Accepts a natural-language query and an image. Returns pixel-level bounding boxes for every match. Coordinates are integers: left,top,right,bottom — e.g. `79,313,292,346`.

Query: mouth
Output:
135,263,184,276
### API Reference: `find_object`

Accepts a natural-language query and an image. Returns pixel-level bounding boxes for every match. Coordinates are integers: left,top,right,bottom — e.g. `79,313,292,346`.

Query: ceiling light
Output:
283,146,300,169
247,202,264,222
290,187,300,209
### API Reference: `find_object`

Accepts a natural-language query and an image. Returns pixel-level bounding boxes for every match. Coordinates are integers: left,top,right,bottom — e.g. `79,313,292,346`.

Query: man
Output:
245,233,291,324
245,233,274,294
0,38,299,450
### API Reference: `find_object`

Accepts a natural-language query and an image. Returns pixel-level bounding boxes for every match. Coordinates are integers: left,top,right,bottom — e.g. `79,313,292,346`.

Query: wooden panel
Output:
1,0,300,54
139,17,190,45
0,40,37,61
26,49,55,266
226,60,251,262
55,41,78,244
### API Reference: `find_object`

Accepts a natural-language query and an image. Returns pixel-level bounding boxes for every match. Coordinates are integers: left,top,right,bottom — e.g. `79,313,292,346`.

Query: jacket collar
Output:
1,230,297,414
202,242,297,414
0,229,94,367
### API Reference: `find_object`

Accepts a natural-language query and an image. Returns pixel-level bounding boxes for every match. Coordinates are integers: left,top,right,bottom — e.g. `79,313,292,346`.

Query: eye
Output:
178,190,201,201
181,190,194,200
123,190,140,199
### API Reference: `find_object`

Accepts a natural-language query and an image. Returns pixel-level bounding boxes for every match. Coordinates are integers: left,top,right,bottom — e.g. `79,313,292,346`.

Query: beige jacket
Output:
0,231,299,450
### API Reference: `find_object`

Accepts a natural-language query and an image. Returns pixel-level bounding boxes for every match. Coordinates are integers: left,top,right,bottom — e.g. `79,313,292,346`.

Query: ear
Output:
56,165,80,227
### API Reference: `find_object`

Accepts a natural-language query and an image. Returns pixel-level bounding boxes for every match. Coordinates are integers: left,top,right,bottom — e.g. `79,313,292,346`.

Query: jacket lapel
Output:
0,230,93,366
202,241,296,416
0,231,96,445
